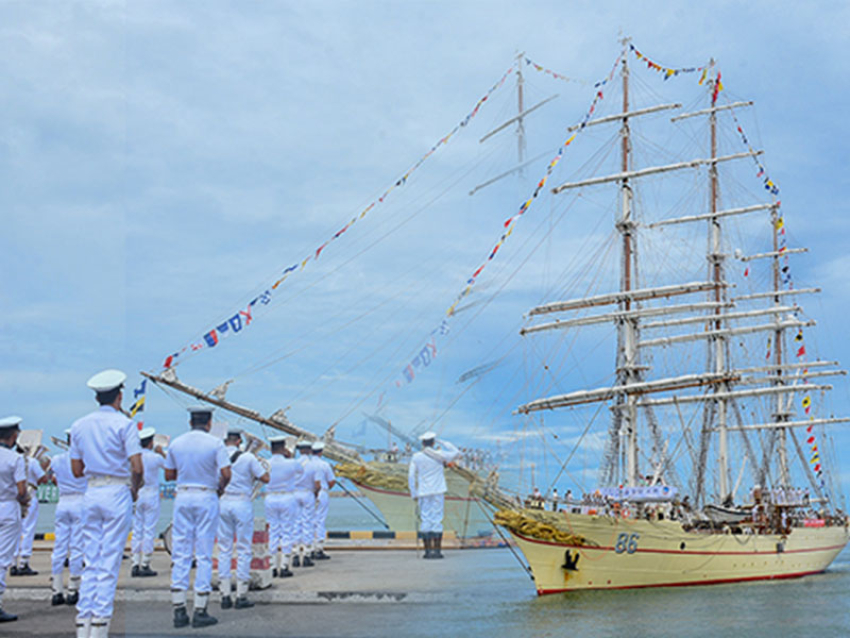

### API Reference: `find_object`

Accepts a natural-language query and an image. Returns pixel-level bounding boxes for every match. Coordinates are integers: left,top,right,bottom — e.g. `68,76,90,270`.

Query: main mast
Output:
708,64,731,502
617,44,640,487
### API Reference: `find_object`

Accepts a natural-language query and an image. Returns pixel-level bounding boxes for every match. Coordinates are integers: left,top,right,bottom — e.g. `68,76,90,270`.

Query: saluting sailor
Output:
292,440,319,568
49,429,87,606
265,435,303,578
408,432,459,559
309,442,336,560
70,369,144,638
165,406,231,629
11,442,48,576
0,416,29,623
217,428,268,610
130,427,166,578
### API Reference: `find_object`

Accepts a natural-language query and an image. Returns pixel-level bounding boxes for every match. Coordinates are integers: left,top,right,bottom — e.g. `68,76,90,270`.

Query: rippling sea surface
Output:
35,498,850,637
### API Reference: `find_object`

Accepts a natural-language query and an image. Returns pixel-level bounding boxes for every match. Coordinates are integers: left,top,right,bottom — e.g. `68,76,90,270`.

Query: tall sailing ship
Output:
142,41,848,580
492,43,850,593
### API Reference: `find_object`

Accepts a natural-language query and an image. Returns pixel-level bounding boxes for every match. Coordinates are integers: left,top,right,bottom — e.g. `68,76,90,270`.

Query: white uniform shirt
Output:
311,457,335,491
408,440,460,498
0,445,26,501
26,457,45,487
267,455,304,493
50,451,87,496
223,449,266,497
70,406,142,478
141,449,165,492
294,455,317,492
164,429,230,489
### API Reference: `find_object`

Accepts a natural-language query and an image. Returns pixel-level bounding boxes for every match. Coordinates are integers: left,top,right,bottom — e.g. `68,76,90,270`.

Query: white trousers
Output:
418,493,444,533
265,493,297,555
77,484,132,620
314,490,329,545
0,501,22,597
217,497,253,583
131,488,160,557
294,490,315,547
171,491,218,593
15,492,38,560
51,495,84,576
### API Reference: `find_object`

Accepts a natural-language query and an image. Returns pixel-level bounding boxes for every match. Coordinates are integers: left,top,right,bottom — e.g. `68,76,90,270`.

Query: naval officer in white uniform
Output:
310,442,336,560
408,432,459,559
292,440,319,568
217,428,268,610
265,435,303,578
0,416,29,623
130,427,166,578
70,369,144,638
165,406,231,629
11,445,47,576
49,429,87,606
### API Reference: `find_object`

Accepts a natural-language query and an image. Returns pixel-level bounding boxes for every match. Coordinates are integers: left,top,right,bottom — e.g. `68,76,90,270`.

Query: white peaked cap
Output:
138,427,156,439
64,428,72,436
312,441,325,451
419,431,437,441
187,406,215,415
0,416,23,429
295,439,312,448
269,435,287,444
87,369,127,392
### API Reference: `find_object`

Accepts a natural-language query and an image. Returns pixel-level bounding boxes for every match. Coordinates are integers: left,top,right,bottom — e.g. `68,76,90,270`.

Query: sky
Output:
1,1,849,501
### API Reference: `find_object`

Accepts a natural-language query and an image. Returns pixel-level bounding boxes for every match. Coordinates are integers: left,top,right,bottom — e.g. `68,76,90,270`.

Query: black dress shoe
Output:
234,596,254,609
131,565,140,577
314,550,331,560
272,568,278,578
173,606,190,628
302,556,314,567
279,568,293,578
138,566,158,577
66,592,79,605
0,608,18,622
16,564,37,576
8,566,18,576
192,609,218,628
291,556,300,567
51,593,66,606
220,596,233,610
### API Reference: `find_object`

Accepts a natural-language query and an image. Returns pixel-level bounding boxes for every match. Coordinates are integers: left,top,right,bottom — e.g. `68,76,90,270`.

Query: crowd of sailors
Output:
0,368,337,636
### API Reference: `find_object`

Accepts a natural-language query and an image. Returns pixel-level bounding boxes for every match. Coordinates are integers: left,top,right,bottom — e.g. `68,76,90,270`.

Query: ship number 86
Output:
614,532,640,554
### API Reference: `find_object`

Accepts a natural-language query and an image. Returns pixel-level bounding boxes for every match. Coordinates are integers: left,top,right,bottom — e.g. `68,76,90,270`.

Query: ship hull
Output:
353,480,495,538
509,513,849,595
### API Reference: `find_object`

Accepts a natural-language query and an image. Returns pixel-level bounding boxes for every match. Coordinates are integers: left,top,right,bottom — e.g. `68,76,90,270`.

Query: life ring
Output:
621,508,631,519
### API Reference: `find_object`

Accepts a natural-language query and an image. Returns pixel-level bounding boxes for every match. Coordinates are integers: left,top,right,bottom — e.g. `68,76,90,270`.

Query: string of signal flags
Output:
152,43,791,405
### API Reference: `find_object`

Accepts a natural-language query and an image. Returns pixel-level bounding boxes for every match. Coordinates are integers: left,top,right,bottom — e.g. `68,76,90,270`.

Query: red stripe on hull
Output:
536,569,825,595
514,531,847,557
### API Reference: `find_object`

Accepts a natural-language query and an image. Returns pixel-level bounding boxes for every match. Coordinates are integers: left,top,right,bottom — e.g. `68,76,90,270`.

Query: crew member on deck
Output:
265,436,303,578
217,428,268,610
11,442,48,576
408,432,459,559
0,416,29,623
292,440,319,568
49,429,87,606
70,369,144,638
165,406,231,629
310,442,336,560
130,427,166,578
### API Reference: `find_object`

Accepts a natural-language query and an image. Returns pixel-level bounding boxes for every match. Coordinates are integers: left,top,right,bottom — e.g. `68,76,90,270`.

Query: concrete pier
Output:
1,542,516,637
